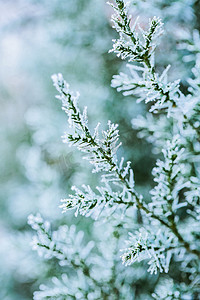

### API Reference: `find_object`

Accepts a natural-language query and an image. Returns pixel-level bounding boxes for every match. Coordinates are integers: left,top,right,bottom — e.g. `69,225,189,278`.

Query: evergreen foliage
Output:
1,0,200,299
28,1,200,299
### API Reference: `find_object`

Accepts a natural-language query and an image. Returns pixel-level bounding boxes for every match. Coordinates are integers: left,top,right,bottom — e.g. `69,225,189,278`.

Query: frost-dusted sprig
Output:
121,227,175,274
52,74,163,223
33,274,79,300
152,277,199,300
121,136,200,271
112,63,182,114
109,0,200,122
52,73,143,207
28,215,123,299
148,136,200,257
28,214,94,267
109,0,183,115
60,179,135,219
149,136,188,218
52,73,129,175
109,0,163,65
33,273,102,300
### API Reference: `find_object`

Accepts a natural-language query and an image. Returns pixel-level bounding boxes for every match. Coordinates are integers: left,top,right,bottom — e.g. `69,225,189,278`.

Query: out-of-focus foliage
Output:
1,0,200,299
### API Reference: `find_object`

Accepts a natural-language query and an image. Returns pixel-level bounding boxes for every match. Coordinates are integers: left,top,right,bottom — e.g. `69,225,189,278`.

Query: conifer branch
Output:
52,74,200,258
110,0,200,140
